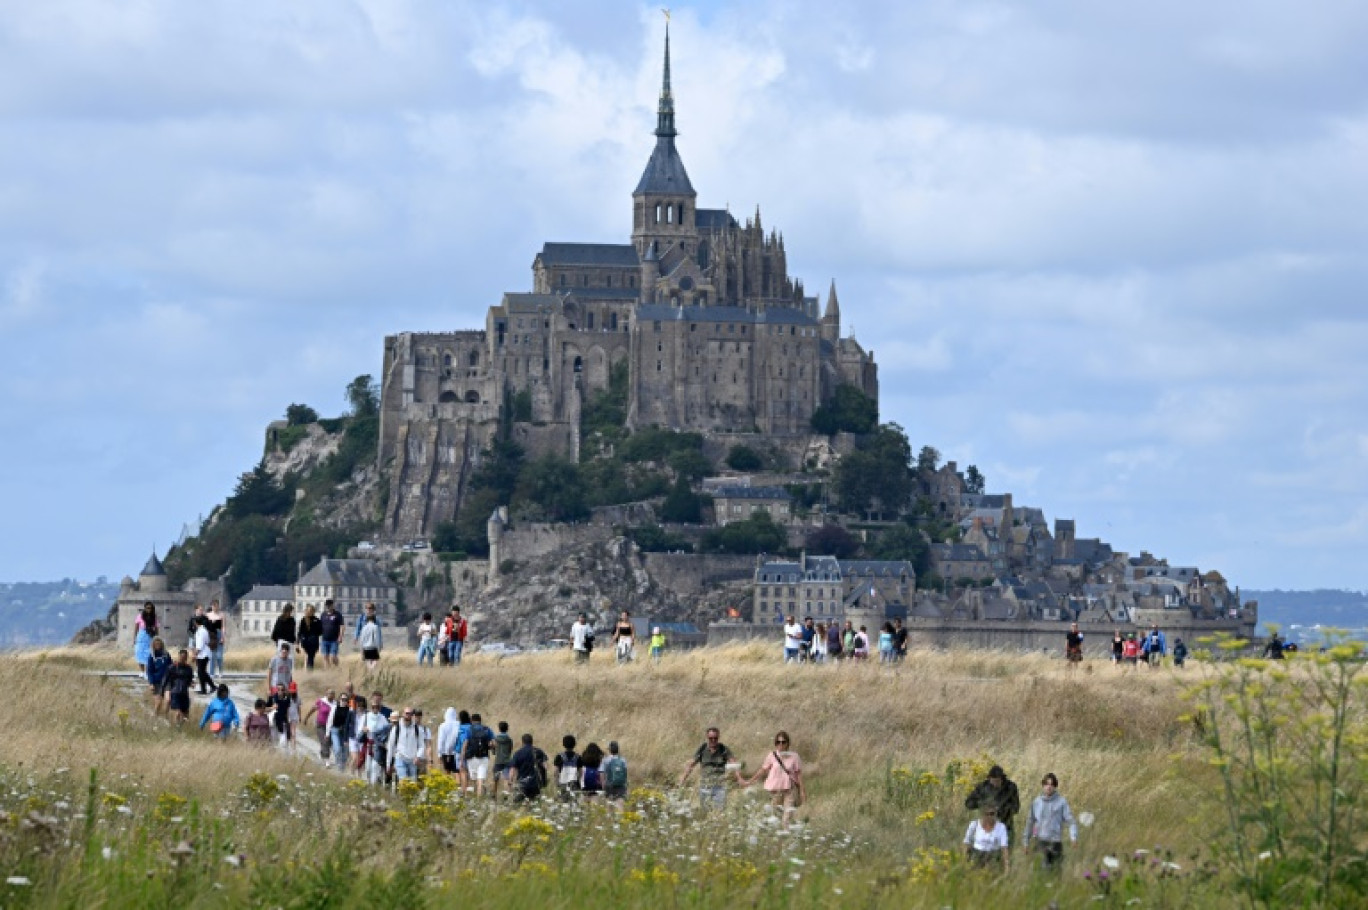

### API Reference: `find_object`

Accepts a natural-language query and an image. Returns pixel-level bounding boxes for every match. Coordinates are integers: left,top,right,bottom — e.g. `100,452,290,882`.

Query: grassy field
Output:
0,643,1272,907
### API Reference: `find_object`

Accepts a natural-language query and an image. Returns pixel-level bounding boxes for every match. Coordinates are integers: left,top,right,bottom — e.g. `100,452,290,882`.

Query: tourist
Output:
192,615,215,694
268,683,292,750
452,709,473,790
414,709,432,776
360,695,392,785
1123,633,1141,667
437,707,461,775
678,726,740,809
510,733,549,802
436,612,451,666
145,636,172,701
245,699,272,744
783,615,803,663
571,613,593,664
347,694,367,777
297,605,322,671
267,642,294,693
893,618,909,662
800,616,816,661
270,604,297,652
462,713,495,797
164,649,194,724
319,600,343,668
1110,630,1124,666
741,730,805,830
1262,633,1286,660
387,707,425,781
199,684,240,739
133,602,158,672
357,606,383,670
649,626,666,663
1065,622,1084,669
852,625,870,660
416,612,437,667
448,607,469,665
579,742,605,801
878,621,895,664
1143,624,1167,668
612,610,635,664
603,741,628,803
206,599,226,677
186,604,206,651
1025,772,1078,870
965,765,1022,843
963,805,1011,870
326,693,353,772
812,622,829,663
1173,637,1189,668
826,620,843,661
554,734,581,800
841,620,856,657
303,689,335,762
491,721,516,799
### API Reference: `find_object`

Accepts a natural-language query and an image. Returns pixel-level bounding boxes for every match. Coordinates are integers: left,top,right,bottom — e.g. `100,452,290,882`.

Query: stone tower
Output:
632,23,697,268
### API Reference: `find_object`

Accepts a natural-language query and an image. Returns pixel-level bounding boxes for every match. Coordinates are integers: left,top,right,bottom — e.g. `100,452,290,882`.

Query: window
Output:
653,321,661,332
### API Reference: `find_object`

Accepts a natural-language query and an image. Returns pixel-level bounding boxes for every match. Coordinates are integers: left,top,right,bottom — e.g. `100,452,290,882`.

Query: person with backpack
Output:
741,730,805,830
510,733,549,802
491,721,515,799
199,684,240,739
1143,624,1167,669
852,625,870,661
1173,637,1189,668
579,742,605,801
462,713,495,796
206,599,227,677
297,605,322,671
164,649,195,724
270,604,297,652
319,600,343,668
387,707,425,781
360,696,392,786
452,709,473,789
603,741,628,802
554,734,581,800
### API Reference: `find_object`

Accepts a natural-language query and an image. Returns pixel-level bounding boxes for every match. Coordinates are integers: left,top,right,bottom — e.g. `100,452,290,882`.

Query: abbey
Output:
378,29,878,539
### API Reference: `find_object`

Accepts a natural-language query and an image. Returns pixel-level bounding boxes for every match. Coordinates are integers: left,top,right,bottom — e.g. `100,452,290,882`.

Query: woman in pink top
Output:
742,731,805,829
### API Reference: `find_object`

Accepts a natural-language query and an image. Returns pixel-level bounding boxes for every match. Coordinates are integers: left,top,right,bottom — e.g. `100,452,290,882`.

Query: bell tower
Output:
632,22,697,270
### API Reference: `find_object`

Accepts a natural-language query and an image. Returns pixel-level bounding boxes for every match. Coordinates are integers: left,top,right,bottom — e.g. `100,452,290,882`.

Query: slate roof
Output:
537,243,639,268
241,585,294,602
140,552,166,577
298,559,396,589
838,560,915,577
635,304,817,326
712,485,791,501
695,208,737,231
932,543,990,562
634,137,695,196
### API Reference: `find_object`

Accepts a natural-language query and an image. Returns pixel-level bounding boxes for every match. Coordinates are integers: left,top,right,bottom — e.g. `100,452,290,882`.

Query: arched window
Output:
465,390,480,403
667,204,674,224
573,356,583,374
443,353,452,367
469,350,479,367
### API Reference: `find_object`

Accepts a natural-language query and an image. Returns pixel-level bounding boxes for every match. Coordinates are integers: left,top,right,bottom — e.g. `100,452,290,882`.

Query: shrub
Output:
725,445,764,472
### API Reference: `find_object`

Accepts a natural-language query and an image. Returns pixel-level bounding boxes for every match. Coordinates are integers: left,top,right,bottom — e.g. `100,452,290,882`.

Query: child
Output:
246,699,273,744
603,741,628,802
199,684,241,738
649,626,666,663
269,683,292,749
554,734,580,800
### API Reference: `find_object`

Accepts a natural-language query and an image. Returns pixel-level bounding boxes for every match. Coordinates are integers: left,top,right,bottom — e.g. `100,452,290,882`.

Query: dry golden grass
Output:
0,640,1213,863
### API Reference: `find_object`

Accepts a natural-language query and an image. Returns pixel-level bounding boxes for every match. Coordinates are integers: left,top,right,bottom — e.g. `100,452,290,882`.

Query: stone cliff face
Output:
466,537,748,645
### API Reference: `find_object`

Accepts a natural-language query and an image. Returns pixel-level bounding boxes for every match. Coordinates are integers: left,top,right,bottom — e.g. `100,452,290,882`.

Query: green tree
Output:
866,523,932,577
805,524,860,558
833,424,912,518
668,448,713,482
226,461,294,520
964,464,986,495
515,455,588,522
725,445,764,472
346,374,379,418
659,476,703,524
810,384,878,435
699,511,787,555
285,403,318,426
510,388,533,422
916,445,941,475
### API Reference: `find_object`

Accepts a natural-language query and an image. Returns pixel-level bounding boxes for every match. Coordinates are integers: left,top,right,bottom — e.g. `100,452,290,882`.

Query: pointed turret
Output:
821,280,841,342
632,21,697,259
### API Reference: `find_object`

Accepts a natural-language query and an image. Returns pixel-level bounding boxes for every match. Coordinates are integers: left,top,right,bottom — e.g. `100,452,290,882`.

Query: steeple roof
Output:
634,23,695,197
140,552,166,577
824,280,840,320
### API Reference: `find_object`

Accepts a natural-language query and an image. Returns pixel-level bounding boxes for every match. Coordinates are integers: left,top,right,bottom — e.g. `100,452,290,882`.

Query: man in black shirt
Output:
893,619,909,662
319,600,343,668
679,726,740,808
510,733,549,802
164,649,196,725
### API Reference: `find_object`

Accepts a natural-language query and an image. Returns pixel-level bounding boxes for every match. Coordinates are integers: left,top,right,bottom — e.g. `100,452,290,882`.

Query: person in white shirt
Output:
387,707,425,781
570,613,593,664
416,613,436,667
193,620,214,694
783,616,803,663
964,806,1011,870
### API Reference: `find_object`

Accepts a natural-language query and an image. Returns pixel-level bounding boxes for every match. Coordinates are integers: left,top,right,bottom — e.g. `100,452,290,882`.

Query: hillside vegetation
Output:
4,641,1361,907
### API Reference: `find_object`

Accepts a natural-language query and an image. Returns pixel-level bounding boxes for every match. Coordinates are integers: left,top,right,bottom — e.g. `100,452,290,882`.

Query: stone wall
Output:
493,523,616,574
641,553,756,596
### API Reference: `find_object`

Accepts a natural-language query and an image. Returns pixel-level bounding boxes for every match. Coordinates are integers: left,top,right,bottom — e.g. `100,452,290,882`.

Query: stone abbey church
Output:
379,30,879,539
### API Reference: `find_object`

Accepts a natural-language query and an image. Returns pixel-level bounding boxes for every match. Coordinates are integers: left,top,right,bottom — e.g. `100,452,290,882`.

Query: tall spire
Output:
656,21,676,139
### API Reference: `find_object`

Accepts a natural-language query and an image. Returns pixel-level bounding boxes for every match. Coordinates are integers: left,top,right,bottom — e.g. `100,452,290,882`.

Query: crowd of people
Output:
776,615,907,663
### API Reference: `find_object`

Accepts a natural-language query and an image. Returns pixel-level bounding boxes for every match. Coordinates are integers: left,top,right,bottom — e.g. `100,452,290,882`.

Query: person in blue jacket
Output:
200,684,241,738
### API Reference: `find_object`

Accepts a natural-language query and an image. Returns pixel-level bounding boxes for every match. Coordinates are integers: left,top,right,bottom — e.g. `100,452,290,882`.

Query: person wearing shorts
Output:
319,600,343,667
165,649,195,724
491,721,514,797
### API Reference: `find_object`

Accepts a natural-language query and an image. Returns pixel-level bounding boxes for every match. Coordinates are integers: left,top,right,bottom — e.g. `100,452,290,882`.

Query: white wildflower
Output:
1102,856,1120,870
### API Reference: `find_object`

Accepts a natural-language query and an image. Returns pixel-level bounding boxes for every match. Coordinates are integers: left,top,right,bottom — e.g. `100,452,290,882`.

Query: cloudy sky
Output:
1,1,1365,591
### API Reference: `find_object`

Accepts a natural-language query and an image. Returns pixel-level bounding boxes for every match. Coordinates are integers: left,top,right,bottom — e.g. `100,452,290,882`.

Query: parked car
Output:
357,541,376,551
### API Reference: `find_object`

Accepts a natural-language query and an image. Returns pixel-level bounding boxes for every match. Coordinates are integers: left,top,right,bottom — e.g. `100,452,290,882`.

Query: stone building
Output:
711,485,793,525
235,584,294,640
378,27,878,540
294,558,398,627
753,554,914,623
114,553,227,652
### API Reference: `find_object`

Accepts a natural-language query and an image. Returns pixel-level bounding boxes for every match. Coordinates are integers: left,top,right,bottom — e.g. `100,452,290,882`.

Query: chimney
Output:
297,561,306,582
